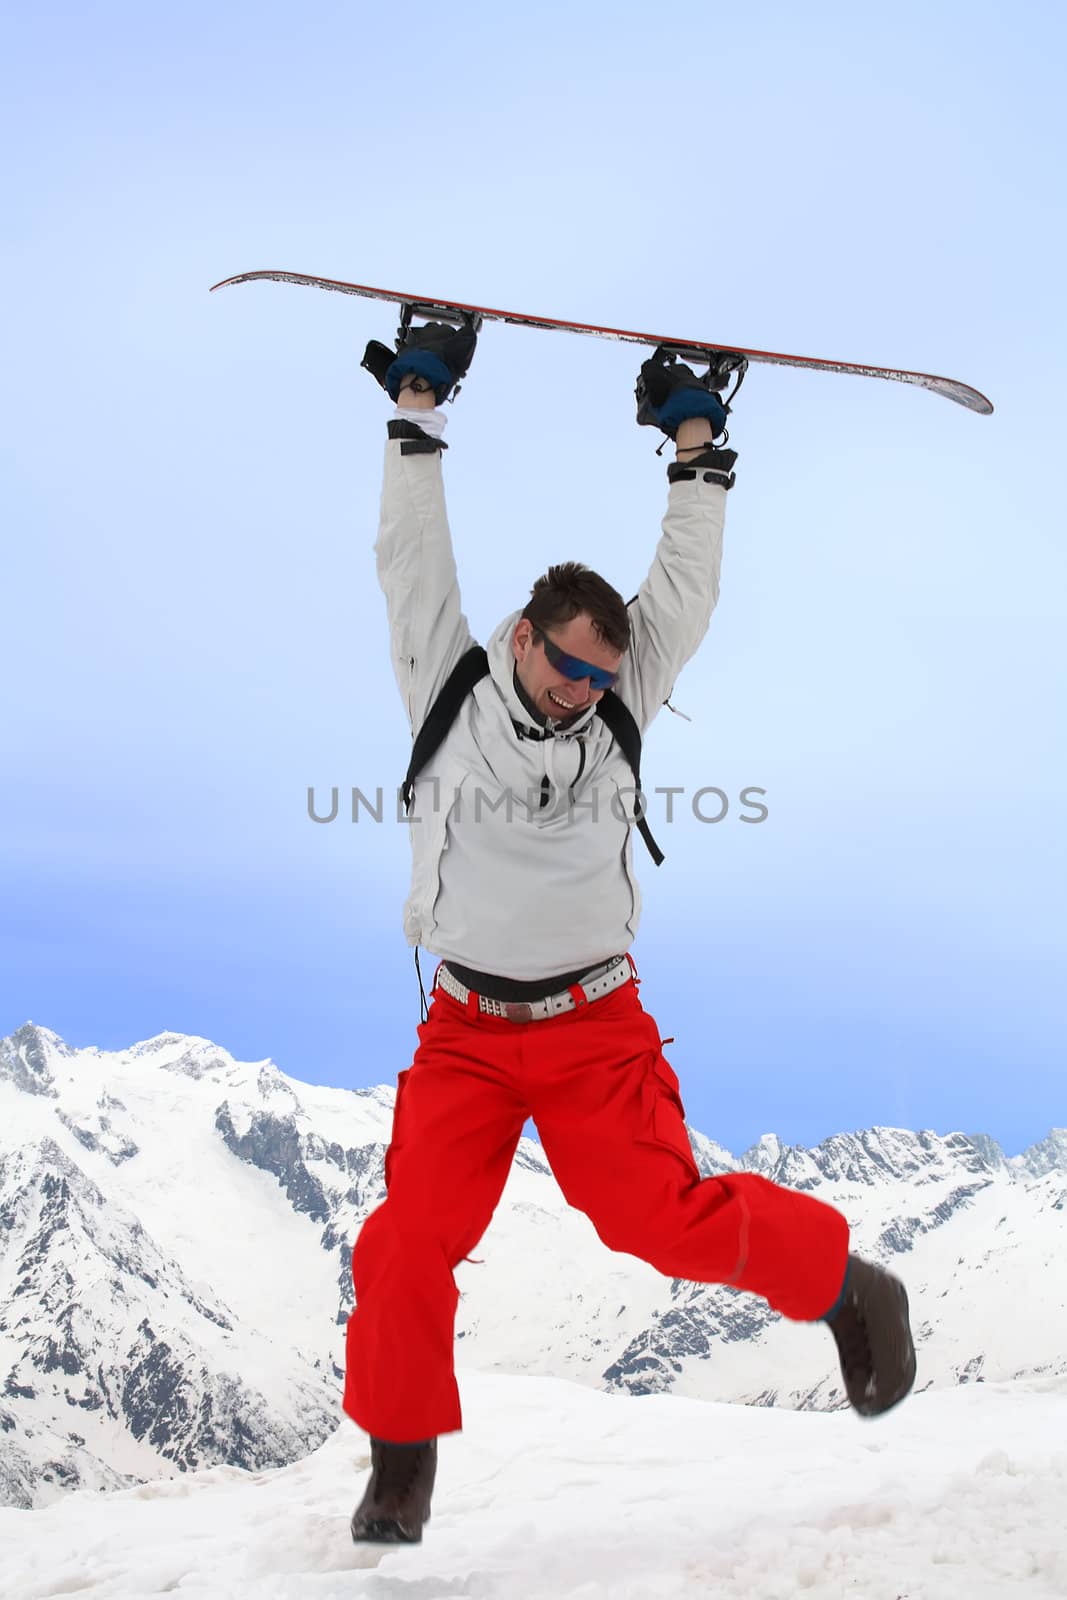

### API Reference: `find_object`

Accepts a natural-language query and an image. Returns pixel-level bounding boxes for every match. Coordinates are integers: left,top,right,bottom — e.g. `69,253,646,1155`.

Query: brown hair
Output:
521,562,631,654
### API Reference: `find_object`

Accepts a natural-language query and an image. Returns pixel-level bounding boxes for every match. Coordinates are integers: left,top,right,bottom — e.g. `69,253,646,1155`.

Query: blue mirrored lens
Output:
537,632,618,690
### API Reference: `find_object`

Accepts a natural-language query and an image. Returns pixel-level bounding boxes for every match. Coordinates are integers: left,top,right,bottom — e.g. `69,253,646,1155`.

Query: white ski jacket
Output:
374,429,727,980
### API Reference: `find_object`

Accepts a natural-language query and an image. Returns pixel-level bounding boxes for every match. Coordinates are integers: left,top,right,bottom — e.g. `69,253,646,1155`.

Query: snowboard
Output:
209,270,994,416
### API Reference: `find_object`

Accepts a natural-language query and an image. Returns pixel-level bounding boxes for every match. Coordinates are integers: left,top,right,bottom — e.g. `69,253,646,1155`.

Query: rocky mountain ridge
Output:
2,1021,1064,1508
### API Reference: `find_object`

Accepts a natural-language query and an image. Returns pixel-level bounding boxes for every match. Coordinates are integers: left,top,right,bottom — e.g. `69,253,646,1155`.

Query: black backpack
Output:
401,645,664,864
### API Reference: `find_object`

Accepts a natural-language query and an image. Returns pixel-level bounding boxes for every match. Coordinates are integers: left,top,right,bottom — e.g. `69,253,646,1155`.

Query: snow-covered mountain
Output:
1,1021,1064,1509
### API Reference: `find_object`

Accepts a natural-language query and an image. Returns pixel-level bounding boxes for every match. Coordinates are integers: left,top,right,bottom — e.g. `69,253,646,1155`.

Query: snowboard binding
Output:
362,302,482,404
636,345,748,449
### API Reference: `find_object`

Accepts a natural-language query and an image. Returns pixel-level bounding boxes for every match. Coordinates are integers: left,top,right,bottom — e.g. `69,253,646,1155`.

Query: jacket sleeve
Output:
374,441,478,736
615,474,727,734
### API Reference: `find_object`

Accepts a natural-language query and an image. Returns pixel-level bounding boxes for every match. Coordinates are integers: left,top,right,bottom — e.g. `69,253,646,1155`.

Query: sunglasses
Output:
532,629,619,691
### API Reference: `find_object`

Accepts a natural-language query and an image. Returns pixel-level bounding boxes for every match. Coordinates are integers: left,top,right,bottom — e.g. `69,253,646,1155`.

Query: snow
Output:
4,1021,1067,1516
3,1372,1066,1599
0,1029,358,1358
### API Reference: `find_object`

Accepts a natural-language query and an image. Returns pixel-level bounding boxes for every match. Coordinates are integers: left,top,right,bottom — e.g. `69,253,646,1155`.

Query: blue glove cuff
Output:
385,351,454,402
655,387,728,437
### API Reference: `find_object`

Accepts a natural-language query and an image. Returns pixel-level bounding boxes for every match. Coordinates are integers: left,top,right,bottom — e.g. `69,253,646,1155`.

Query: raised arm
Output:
616,354,739,732
365,330,479,735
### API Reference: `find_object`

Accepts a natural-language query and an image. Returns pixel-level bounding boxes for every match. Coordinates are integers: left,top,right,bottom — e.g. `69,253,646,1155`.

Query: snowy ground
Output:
4,1371,1066,1600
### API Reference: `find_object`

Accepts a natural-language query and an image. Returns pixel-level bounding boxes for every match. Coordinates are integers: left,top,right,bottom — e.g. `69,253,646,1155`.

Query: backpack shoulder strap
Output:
403,651,666,865
402,645,490,808
595,692,665,866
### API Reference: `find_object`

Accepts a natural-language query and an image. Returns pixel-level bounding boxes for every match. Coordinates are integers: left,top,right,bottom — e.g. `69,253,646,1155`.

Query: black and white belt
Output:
435,954,635,1023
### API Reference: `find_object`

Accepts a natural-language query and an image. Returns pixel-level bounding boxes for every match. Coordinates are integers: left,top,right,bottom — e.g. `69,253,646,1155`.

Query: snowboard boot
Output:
350,1437,437,1544
825,1255,917,1417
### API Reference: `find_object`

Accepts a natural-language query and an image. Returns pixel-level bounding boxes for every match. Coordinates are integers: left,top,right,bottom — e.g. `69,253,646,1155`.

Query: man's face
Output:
512,612,625,721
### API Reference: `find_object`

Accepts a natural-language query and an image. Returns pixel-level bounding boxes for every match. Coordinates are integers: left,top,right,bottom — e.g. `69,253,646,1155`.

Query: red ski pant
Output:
343,977,849,1443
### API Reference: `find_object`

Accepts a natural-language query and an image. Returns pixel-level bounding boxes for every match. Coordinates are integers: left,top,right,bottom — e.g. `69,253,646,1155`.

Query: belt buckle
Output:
502,1001,534,1023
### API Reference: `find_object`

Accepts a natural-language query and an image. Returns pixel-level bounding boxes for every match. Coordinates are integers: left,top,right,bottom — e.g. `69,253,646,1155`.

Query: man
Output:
346,320,916,1544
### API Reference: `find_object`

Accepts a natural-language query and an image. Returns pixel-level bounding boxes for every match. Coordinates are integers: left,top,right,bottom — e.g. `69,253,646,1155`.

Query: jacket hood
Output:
486,610,600,737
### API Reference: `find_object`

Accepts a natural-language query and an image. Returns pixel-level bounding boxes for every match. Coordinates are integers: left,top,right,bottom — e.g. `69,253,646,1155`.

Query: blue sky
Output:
3,0,1065,1156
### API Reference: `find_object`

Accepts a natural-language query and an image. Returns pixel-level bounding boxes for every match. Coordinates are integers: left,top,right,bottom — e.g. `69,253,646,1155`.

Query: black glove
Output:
362,319,478,405
635,349,730,439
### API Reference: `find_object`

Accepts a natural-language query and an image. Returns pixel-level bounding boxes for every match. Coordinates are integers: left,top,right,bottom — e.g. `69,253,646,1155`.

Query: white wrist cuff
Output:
393,406,448,439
